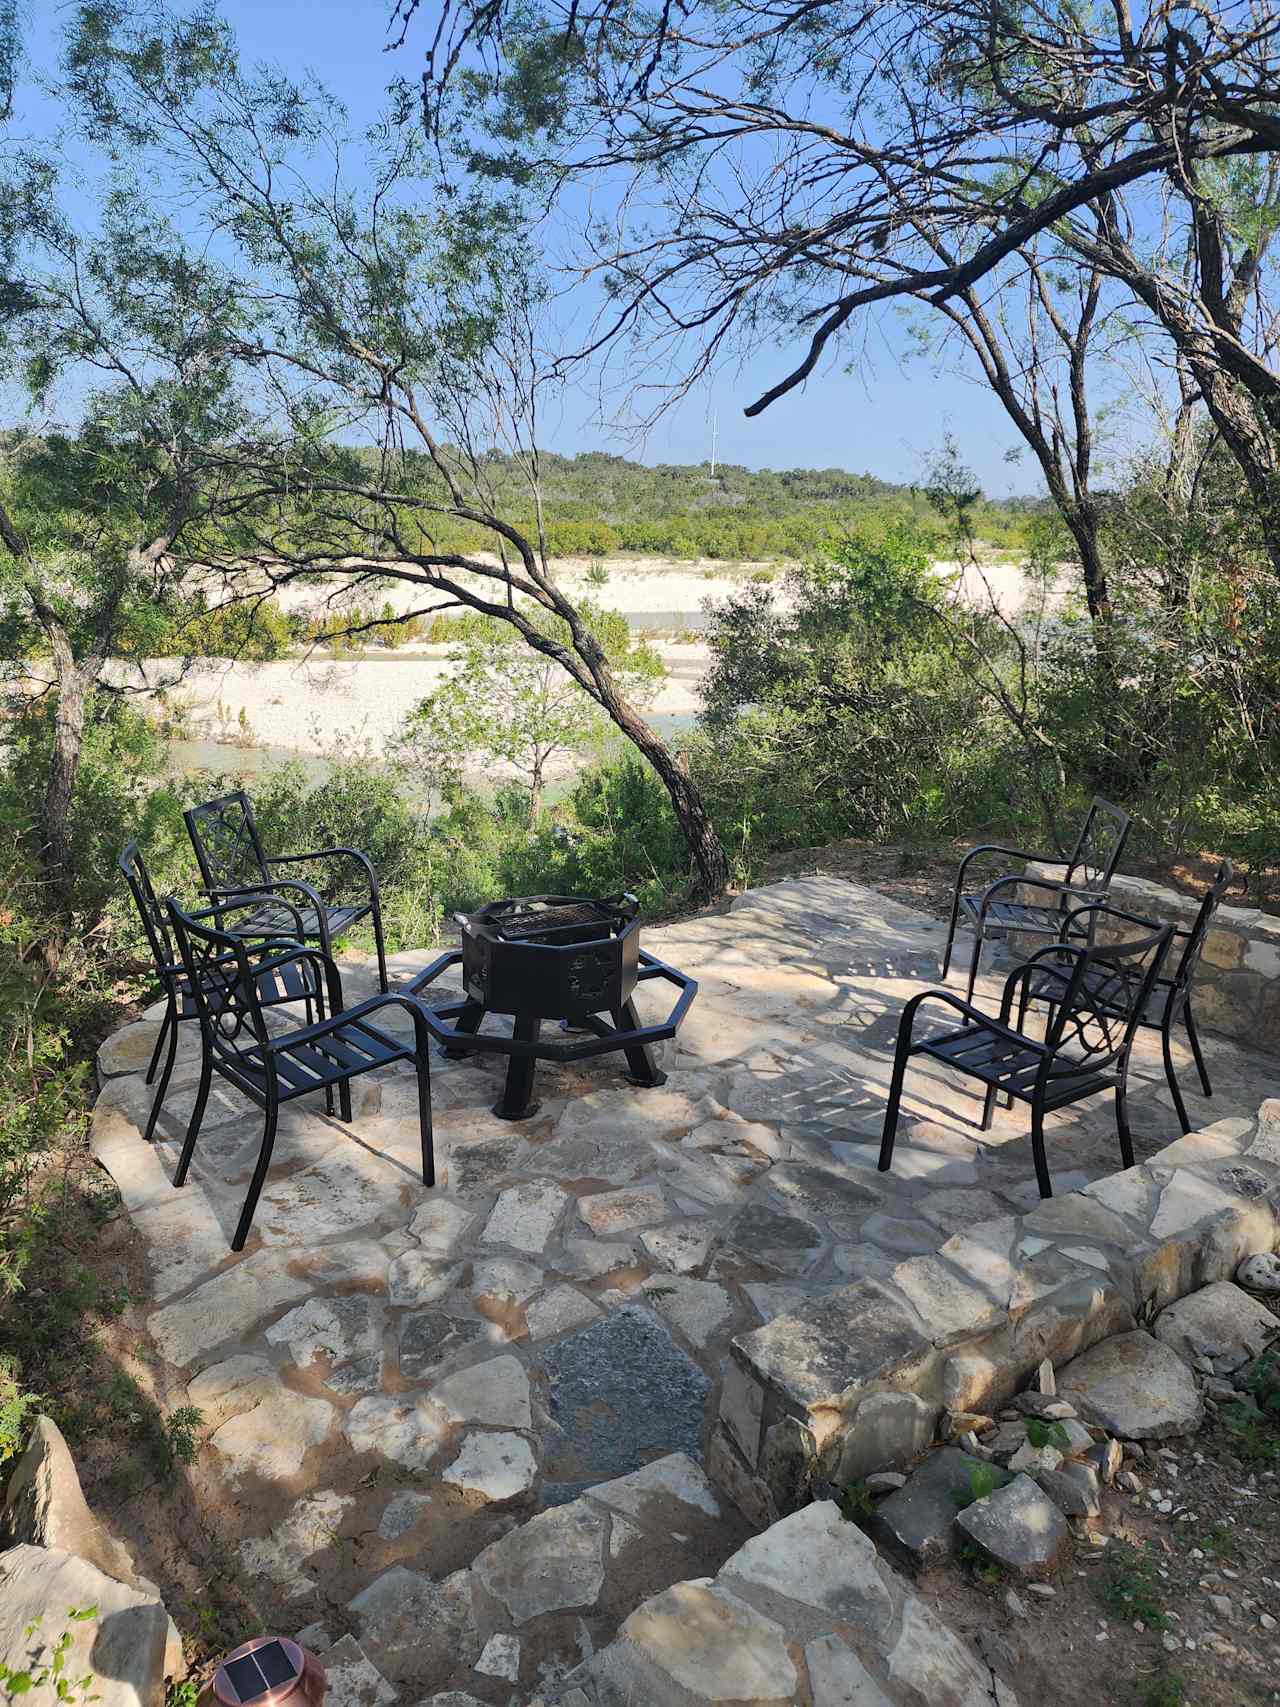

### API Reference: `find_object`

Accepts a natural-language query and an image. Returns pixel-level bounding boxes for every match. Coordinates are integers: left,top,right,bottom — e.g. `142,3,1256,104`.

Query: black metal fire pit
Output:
403,893,697,1120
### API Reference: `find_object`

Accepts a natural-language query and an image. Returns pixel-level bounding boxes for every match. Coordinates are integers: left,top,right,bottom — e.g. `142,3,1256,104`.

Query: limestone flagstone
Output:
472,1499,609,1623
428,1354,533,1429
344,1394,444,1470
147,1250,314,1368
1058,1330,1205,1438
209,1388,334,1486
443,1431,537,1502
238,1489,354,1597
482,1179,570,1252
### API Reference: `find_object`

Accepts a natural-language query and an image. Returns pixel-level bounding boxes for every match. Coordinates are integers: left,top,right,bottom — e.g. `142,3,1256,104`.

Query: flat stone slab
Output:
954,1473,1069,1579
410,1197,476,1257
1154,1281,1278,1367
723,1499,895,1629
443,1431,537,1502
539,1306,710,1502
601,1580,799,1703
482,1180,569,1253
1058,1329,1204,1439
585,1452,722,1523
0,1546,172,1707
209,1388,334,1486
525,1284,603,1340
869,1447,994,1567
316,1635,396,1707
348,1565,477,1675
147,1250,312,1367
187,1355,280,1429
387,1253,465,1306
344,1395,443,1471
265,1296,382,1370
429,1355,532,1430
377,1489,433,1539
578,1187,668,1235
472,1499,608,1623
240,1489,355,1597
399,1310,490,1382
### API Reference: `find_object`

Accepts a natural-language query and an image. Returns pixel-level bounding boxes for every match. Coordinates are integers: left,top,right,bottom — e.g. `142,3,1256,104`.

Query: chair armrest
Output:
206,875,327,917
267,990,432,1055
188,891,308,940
898,985,1050,1056
957,843,1069,883
267,847,378,891
998,941,1089,1018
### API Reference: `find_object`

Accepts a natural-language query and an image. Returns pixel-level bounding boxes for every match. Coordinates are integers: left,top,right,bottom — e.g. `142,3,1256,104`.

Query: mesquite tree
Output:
72,1,731,900
388,0,1280,572
0,174,280,889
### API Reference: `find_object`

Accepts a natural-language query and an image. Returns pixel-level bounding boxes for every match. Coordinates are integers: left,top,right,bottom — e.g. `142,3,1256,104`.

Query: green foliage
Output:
398,602,665,826
1025,1419,1072,1450
836,1479,875,1524
0,1606,100,1706
0,1361,41,1465
955,1538,1006,1584
1138,1673,1184,1707
951,1461,1009,1509
694,522,1009,857
1096,1541,1170,1629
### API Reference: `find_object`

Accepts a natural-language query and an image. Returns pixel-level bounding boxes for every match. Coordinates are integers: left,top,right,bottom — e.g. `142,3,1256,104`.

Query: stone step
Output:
347,1452,753,1702
569,1498,1019,1705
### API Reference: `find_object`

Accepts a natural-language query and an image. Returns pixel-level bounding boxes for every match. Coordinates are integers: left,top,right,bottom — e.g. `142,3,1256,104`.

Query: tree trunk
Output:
43,654,94,887
594,683,729,901
528,759,543,828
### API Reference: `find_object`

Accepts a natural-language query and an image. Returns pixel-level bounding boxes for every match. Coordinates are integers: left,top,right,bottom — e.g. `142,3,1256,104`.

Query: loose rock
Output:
955,1474,1070,1579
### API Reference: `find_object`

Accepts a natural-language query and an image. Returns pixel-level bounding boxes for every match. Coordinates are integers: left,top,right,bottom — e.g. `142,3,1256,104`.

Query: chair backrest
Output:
119,841,177,980
1064,796,1133,894
166,897,272,1073
1168,860,1235,992
184,790,271,895
1041,905,1174,1076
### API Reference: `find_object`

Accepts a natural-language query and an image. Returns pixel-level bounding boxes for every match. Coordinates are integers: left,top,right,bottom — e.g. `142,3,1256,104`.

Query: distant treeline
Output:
356,448,1046,560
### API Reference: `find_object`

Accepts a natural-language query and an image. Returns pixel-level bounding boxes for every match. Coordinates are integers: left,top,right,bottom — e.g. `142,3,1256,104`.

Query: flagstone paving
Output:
91,876,1277,1698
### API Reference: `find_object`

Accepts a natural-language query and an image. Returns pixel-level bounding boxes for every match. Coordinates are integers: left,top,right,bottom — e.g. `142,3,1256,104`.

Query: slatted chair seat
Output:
957,896,1075,936
942,797,1133,1002
184,789,389,993
167,900,436,1251
224,899,372,942
880,905,1173,1200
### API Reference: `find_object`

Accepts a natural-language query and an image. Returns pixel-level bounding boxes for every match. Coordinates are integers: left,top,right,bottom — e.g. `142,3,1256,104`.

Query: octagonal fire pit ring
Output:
402,894,697,1121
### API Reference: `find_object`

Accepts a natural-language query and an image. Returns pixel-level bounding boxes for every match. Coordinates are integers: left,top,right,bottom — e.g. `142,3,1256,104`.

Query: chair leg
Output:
143,1010,182,1144
981,1083,998,1131
338,1075,353,1123
416,1057,435,1188
878,1018,914,1173
941,906,959,980
1161,1014,1192,1135
145,1000,173,1086
1030,1101,1053,1199
372,898,389,994
1115,1073,1135,1170
1185,1000,1212,1097
232,1101,279,1252
965,930,984,1004
174,1053,212,1187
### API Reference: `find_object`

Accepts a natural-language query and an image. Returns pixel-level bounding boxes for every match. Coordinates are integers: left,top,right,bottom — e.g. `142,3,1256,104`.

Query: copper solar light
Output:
212,1637,325,1707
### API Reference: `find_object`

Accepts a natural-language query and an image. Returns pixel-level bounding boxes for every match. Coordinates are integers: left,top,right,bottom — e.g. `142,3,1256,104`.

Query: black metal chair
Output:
165,899,435,1251
118,842,319,1142
941,796,1133,1003
1020,862,1234,1135
184,789,389,993
880,905,1173,1199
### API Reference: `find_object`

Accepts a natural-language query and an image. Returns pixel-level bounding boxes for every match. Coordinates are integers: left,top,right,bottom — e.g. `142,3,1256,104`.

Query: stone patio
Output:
90,876,1278,1699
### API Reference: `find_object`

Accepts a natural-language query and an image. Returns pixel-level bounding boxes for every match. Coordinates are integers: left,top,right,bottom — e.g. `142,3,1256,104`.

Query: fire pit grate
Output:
403,893,697,1120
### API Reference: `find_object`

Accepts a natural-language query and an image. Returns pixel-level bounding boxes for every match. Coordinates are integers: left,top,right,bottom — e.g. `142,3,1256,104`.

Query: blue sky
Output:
17,0,1065,494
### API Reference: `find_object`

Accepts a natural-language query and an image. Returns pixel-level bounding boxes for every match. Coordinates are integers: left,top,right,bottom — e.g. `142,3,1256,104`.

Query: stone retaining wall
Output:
1026,864,1280,1056
708,1099,1280,1524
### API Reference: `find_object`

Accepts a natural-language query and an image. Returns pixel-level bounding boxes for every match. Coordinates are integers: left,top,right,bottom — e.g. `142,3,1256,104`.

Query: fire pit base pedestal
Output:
404,953,693,1123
